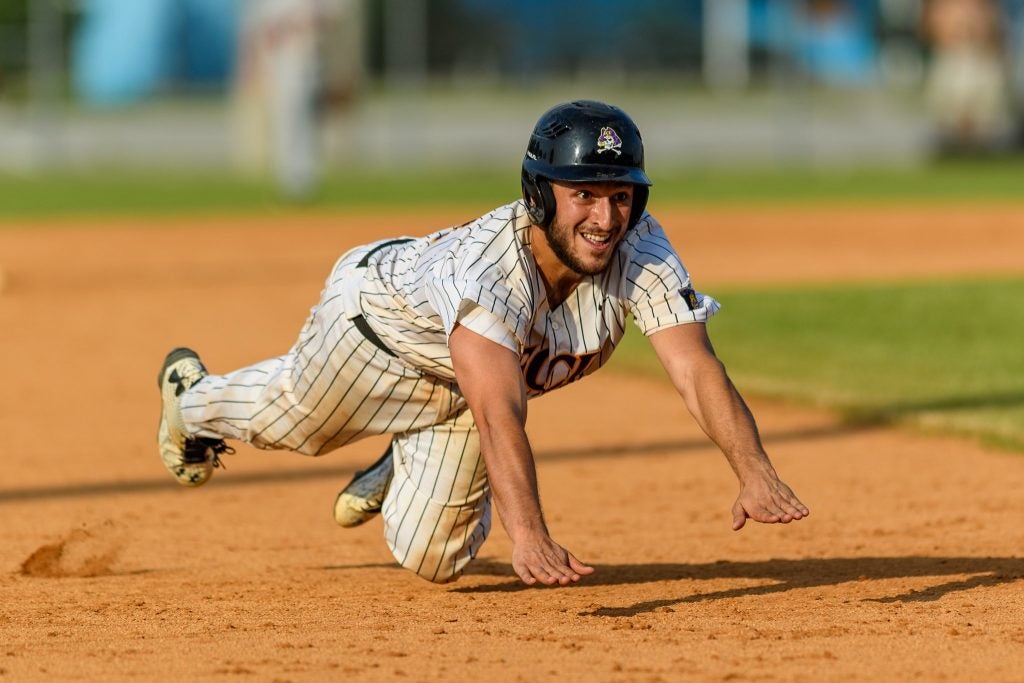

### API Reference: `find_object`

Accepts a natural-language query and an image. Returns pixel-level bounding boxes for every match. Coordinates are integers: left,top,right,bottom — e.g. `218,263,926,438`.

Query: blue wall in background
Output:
73,0,239,106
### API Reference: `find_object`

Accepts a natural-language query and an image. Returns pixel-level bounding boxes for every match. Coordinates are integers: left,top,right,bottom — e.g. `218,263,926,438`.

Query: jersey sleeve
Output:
423,255,531,352
621,218,721,335
454,303,520,353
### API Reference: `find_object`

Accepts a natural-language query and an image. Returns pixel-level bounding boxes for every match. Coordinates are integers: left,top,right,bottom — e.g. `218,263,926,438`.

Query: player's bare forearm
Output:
649,324,809,529
649,324,763,464
680,351,771,480
476,415,547,541
449,324,594,584
449,325,545,536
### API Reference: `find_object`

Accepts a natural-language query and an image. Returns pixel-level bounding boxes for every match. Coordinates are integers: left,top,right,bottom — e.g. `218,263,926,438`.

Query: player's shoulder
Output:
467,200,530,238
443,200,529,255
621,212,676,256
416,200,531,279
421,200,524,243
610,211,692,284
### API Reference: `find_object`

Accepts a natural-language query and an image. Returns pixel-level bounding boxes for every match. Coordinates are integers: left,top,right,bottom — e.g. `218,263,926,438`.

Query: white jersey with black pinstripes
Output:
359,199,719,395
177,198,718,583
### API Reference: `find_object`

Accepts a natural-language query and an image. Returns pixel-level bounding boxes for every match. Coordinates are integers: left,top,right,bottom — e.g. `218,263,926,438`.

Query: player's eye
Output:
576,190,592,200
614,192,630,202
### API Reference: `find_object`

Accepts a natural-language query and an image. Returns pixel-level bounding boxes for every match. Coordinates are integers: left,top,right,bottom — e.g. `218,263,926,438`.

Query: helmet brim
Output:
524,158,652,187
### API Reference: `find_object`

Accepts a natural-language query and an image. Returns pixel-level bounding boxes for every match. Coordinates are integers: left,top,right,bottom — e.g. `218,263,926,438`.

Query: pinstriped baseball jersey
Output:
176,198,718,582
360,199,719,395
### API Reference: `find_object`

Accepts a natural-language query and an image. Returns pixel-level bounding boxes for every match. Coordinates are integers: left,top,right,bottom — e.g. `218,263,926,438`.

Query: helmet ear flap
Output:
521,170,557,228
628,184,650,229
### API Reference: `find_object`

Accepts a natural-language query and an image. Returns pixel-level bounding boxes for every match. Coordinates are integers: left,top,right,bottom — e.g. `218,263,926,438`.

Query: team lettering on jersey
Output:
520,343,601,394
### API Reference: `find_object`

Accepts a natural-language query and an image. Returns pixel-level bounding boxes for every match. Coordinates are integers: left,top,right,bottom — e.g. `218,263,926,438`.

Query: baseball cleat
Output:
157,347,233,487
333,445,394,528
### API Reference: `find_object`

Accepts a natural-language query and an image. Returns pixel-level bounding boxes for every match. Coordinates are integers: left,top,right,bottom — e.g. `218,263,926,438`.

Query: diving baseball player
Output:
156,100,809,586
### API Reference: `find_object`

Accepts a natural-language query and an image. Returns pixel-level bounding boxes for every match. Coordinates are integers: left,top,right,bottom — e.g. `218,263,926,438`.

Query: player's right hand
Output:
511,533,595,586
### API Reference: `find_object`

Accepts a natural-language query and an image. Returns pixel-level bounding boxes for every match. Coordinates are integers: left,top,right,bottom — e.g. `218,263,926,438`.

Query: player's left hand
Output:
731,472,809,531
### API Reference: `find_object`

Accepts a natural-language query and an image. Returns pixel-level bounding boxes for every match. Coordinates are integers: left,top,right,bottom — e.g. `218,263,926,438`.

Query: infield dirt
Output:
1,204,1023,681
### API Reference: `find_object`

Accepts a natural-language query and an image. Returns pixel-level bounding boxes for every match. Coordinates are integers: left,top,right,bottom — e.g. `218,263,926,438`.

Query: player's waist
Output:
345,239,416,358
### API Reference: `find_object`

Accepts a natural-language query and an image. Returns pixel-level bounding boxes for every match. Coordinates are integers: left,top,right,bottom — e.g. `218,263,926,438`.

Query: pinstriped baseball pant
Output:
178,247,491,583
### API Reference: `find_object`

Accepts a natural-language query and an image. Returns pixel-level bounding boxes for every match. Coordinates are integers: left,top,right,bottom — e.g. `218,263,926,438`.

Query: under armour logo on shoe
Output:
168,369,188,396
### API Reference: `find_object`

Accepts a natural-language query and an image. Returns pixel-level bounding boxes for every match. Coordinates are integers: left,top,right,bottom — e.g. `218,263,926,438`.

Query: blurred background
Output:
1,1,1022,494
2,0,1024,199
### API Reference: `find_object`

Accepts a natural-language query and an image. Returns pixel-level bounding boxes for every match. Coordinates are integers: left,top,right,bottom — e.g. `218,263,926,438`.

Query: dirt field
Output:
2,204,1024,681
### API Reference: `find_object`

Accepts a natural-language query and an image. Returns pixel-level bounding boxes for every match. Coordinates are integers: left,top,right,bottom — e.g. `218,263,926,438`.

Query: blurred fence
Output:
1,0,1022,177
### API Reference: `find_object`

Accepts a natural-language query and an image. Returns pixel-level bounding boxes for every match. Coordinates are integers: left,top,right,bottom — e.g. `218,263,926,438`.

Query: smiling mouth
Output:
580,231,613,247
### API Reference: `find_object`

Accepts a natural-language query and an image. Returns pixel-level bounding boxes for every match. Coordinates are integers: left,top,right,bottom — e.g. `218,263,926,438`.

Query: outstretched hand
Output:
731,472,809,531
511,533,595,586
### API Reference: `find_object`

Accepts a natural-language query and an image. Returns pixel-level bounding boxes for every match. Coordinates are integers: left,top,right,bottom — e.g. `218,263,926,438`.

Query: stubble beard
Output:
544,218,615,277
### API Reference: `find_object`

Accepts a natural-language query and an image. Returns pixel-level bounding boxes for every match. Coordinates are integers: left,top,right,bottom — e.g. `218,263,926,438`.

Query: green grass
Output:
652,160,1024,203
609,278,1024,452
3,159,1024,220
0,170,513,220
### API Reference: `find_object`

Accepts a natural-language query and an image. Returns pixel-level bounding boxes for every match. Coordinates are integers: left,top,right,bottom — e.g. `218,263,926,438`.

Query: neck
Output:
529,223,583,308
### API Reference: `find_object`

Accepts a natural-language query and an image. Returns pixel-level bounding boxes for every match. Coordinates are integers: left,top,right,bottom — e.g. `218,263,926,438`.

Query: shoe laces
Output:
183,437,236,469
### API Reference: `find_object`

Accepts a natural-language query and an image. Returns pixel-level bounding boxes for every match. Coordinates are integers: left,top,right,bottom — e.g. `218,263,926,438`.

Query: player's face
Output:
545,181,634,276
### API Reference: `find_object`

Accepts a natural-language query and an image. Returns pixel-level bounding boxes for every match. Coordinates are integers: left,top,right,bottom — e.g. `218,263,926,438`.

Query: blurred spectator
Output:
234,0,361,200
921,0,1013,153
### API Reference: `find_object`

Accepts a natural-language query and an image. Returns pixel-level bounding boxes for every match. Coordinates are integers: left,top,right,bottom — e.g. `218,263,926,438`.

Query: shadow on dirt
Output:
844,390,1024,427
451,556,1024,616
0,422,858,504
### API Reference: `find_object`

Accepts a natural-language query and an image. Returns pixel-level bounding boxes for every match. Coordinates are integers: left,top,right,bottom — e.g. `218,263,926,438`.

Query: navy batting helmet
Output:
521,100,652,229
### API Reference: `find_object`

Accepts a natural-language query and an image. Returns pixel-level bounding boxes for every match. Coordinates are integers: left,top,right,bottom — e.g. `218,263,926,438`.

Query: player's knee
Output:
414,569,463,585
398,555,465,584
384,486,490,584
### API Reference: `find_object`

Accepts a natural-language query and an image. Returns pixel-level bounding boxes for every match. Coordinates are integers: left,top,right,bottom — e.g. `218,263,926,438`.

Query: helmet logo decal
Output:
596,126,622,156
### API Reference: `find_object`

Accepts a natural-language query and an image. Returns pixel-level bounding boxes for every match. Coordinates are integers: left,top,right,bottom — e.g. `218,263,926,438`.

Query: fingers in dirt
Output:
568,553,595,576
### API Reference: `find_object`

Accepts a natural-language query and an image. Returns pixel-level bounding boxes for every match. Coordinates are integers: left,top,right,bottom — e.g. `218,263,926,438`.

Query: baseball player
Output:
157,100,809,586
